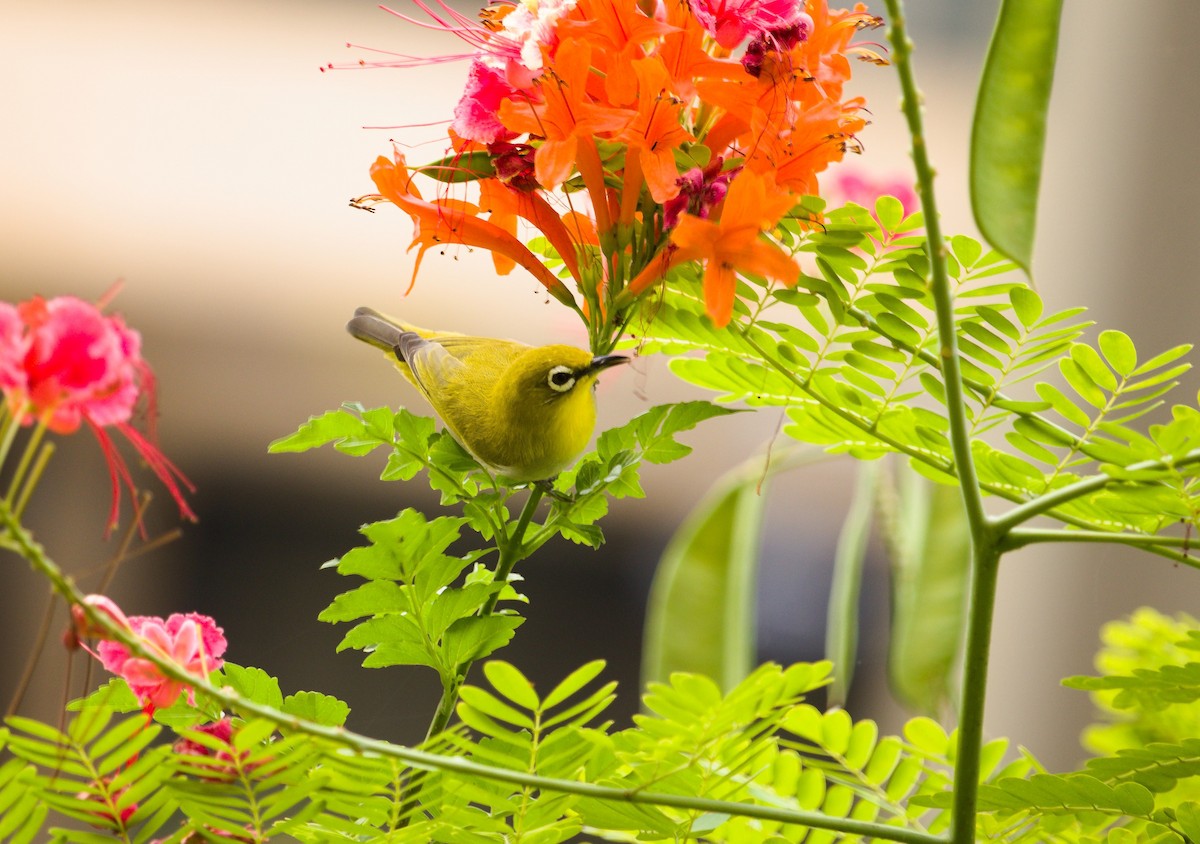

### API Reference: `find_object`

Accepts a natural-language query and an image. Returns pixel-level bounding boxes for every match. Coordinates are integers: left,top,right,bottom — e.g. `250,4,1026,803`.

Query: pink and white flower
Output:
94,610,227,714
0,292,195,530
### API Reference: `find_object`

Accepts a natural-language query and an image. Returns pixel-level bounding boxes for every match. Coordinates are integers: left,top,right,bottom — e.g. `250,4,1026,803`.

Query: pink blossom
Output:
663,160,736,229
14,296,141,433
489,0,579,77
452,59,520,144
827,169,918,221
688,0,810,49
0,303,28,390
95,612,227,714
0,293,195,530
68,594,133,647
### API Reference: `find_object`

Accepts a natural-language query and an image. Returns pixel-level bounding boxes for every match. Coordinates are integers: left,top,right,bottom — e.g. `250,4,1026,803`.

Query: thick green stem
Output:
950,541,1000,843
884,3,995,841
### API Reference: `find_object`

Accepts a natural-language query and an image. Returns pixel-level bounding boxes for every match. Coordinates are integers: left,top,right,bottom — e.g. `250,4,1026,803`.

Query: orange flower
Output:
619,58,695,203
370,152,577,308
498,40,631,193
560,0,676,106
667,171,799,326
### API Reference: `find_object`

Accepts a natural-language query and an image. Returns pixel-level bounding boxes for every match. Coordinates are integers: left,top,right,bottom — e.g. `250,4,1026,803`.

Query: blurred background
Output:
1,0,1198,771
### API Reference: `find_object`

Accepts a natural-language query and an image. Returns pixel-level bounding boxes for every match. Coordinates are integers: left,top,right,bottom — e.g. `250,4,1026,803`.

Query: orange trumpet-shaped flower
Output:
498,40,632,193
667,171,800,326
619,58,695,204
560,0,676,106
370,152,577,308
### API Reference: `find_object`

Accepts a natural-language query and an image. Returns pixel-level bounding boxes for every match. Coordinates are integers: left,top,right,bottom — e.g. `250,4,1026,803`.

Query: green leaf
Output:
443,615,524,667
542,660,607,710
1099,330,1138,377
825,460,879,708
281,691,351,727
268,407,370,454
415,150,496,183
219,664,284,711
482,661,540,711
641,459,768,693
970,0,1064,274
883,462,971,715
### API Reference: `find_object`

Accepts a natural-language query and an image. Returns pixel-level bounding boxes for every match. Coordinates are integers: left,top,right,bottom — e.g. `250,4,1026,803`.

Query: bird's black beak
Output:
585,354,630,375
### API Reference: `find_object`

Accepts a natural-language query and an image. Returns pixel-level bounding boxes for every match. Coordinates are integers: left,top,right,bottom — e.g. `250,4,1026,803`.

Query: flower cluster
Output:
0,292,194,530
349,0,881,348
72,594,227,715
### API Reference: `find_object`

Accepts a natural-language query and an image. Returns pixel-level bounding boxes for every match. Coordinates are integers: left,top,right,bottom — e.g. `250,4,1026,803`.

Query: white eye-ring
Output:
547,365,576,393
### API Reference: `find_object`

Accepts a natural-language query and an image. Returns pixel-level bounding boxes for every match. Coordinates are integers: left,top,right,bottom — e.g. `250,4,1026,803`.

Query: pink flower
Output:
76,777,137,829
827,169,918,220
95,611,227,714
0,293,195,531
68,594,133,647
687,0,810,49
173,718,269,782
452,59,520,144
663,159,736,229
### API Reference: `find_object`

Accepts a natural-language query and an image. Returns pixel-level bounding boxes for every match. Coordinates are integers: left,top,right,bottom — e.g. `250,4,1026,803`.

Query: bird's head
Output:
509,345,629,406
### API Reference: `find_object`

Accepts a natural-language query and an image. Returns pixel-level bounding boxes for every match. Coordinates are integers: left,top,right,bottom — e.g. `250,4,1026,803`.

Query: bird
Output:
347,307,629,482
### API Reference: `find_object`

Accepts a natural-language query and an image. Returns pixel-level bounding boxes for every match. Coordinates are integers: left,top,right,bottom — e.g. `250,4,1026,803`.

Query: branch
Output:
1001,527,1200,565
991,448,1200,535
883,3,995,844
6,501,943,844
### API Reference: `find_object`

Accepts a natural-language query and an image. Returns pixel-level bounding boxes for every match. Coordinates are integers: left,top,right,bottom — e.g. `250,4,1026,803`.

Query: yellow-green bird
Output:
347,307,629,482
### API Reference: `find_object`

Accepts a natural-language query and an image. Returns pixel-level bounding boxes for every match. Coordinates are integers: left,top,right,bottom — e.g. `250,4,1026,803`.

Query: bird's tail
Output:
346,306,411,352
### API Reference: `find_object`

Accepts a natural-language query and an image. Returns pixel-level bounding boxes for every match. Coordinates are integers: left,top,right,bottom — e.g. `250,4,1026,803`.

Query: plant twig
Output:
883,1,996,841
7,500,942,844
422,483,545,738
990,448,1200,536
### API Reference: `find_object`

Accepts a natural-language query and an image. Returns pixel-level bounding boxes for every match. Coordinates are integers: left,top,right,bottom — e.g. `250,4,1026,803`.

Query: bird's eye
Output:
547,365,576,393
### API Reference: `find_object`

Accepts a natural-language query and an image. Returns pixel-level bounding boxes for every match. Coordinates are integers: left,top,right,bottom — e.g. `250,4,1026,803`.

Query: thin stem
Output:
13,442,54,520
10,503,941,844
6,586,56,716
5,418,48,506
883,0,987,540
1002,526,1200,559
423,484,546,742
0,401,29,475
991,447,1200,536
483,484,545,617
884,2,994,842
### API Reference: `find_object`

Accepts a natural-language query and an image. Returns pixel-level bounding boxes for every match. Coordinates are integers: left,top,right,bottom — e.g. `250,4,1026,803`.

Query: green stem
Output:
0,401,29,476
884,3,993,841
9,501,941,844
421,485,545,740
991,447,1200,535
883,1,986,539
1001,527,1200,559
950,541,1000,844
5,419,48,507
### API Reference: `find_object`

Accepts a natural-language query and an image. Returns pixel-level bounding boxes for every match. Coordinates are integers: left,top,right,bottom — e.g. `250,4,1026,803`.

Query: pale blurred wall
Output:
0,0,1197,769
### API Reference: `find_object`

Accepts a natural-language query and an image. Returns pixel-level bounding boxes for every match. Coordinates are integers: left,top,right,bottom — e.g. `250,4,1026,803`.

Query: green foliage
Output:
3,707,176,843
414,660,617,843
1068,609,1200,755
633,203,1200,547
320,508,522,681
825,460,878,708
